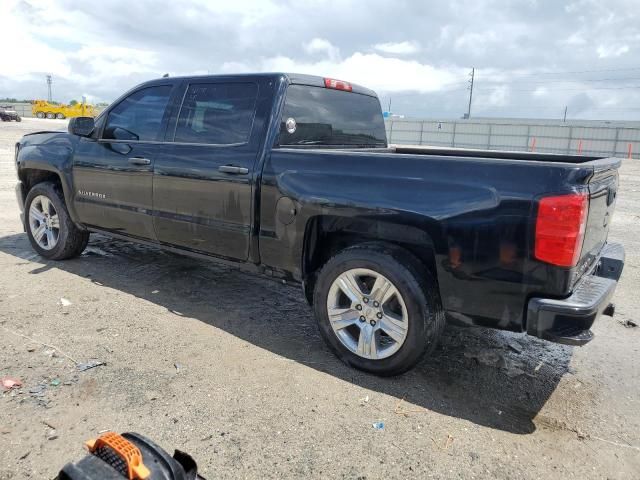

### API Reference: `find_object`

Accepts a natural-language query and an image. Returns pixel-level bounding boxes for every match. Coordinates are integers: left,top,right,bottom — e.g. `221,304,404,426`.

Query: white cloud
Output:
303,38,340,61
228,51,461,94
373,41,420,55
596,44,630,58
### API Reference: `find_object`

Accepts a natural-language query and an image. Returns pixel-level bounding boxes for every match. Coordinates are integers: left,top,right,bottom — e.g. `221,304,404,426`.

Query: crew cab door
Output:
152,80,264,261
72,84,177,240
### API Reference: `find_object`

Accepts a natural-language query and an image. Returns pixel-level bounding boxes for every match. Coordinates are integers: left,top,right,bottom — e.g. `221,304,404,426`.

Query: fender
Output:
16,132,83,225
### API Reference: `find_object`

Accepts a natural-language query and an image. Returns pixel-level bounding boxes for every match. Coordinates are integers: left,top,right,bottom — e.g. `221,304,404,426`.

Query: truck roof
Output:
139,72,378,97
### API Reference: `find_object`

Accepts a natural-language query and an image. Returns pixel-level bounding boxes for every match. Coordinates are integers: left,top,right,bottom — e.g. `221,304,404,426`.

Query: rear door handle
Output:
128,157,151,165
218,165,249,175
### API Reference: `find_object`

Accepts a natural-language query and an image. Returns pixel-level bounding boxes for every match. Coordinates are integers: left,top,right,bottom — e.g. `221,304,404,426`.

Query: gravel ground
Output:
1,118,639,479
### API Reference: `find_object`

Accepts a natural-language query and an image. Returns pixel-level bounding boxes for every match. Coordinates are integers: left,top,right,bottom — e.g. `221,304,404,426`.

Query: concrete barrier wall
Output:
385,118,640,159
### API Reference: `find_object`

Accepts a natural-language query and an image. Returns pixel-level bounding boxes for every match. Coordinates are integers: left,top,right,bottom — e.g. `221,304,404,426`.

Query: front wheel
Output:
36,111,45,119
25,182,89,260
16,116,21,122
313,243,445,376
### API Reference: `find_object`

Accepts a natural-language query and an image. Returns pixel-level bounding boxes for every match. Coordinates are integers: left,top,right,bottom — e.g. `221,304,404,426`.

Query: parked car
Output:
13,73,625,375
0,105,21,122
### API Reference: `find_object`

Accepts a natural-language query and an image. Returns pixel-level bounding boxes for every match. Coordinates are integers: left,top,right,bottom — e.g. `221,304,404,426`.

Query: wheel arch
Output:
301,215,440,304
18,164,82,226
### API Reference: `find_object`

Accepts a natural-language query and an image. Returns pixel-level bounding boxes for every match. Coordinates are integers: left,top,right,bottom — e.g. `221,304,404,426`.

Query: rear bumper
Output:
526,242,625,346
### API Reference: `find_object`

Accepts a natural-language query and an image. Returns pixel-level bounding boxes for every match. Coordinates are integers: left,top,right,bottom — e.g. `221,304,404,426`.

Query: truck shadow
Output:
0,233,575,435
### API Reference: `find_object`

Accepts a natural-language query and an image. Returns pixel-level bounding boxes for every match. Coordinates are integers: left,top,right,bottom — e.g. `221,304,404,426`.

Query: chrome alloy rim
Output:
28,195,60,250
326,268,409,360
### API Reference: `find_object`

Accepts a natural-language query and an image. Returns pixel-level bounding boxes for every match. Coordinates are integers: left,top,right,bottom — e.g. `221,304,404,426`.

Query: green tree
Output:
69,99,78,105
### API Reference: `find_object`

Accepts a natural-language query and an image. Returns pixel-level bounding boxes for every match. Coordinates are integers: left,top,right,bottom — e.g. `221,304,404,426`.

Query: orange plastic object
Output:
85,432,151,480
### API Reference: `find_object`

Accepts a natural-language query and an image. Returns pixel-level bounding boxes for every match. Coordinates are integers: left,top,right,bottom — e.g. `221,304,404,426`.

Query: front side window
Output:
174,83,258,145
103,85,172,141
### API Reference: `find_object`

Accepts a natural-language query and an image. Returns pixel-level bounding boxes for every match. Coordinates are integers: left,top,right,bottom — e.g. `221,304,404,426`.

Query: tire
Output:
25,182,89,260
36,111,45,119
45,112,55,119
56,113,65,119
313,242,445,376
16,116,21,122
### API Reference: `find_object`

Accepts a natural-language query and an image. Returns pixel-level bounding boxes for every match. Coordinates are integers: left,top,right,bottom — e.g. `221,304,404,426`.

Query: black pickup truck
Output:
14,73,625,375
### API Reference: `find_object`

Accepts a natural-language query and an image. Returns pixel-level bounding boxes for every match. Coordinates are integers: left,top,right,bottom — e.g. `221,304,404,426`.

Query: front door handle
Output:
219,165,249,175
128,157,151,165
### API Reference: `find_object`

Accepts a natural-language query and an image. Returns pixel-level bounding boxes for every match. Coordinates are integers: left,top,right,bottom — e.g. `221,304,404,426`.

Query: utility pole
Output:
563,106,568,122
466,67,475,119
387,98,392,114
46,75,52,102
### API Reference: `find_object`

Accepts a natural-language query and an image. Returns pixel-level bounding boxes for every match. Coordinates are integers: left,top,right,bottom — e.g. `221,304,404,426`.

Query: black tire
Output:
16,116,21,122
313,242,445,376
45,112,55,119
25,182,89,260
36,111,45,119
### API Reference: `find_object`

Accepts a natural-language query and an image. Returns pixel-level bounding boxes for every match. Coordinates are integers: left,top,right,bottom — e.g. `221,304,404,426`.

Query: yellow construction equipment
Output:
32,100,98,119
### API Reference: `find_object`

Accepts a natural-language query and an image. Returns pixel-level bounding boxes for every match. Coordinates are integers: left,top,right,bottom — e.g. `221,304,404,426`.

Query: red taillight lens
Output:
535,193,589,267
324,78,352,92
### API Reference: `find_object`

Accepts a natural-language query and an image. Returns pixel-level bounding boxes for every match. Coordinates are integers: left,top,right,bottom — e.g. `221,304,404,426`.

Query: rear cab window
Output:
173,83,258,145
278,84,387,148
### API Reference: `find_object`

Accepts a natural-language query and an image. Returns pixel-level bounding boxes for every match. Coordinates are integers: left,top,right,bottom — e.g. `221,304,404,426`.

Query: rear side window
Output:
279,85,387,147
103,85,172,141
174,83,258,145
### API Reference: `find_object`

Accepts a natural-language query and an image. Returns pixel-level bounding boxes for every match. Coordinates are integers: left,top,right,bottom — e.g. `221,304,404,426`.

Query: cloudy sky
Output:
2,0,640,120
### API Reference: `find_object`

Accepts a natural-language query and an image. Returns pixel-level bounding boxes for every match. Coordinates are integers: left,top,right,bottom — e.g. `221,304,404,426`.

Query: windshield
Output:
278,85,387,147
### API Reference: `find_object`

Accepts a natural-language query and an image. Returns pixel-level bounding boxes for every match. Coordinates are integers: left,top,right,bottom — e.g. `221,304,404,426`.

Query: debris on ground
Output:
431,434,455,450
174,363,182,372
619,319,638,328
464,348,526,377
0,324,78,364
50,378,61,387
59,298,72,307
359,395,369,406
1,377,22,391
152,290,160,294
394,398,422,417
29,384,47,397
372,422,385,430
534,361,544,372
464,349,503,367
82,246,111,257
506,341,523,354
77,360,106,372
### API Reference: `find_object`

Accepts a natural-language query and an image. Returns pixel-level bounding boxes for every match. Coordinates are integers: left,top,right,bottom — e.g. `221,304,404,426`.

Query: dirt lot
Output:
1,118,639,479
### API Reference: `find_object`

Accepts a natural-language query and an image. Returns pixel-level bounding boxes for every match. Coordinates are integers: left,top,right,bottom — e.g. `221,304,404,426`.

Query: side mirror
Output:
68,117,95,137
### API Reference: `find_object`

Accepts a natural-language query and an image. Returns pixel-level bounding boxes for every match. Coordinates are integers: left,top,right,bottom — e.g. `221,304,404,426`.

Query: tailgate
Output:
580,160,620,271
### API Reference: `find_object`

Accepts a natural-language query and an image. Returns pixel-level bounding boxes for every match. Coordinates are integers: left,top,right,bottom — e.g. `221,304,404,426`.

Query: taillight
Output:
324,78,352,92
535,193,589,267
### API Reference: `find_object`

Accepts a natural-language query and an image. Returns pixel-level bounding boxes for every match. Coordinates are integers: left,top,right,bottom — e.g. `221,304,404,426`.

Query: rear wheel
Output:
45,112,55,119
56,113,65,119
25,182,89,260
313,243,445,376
